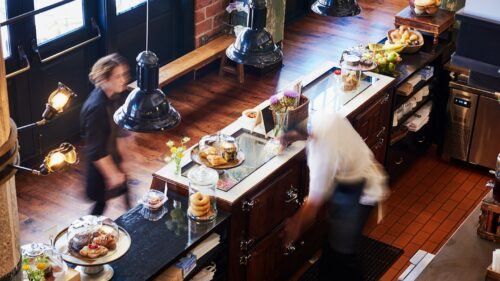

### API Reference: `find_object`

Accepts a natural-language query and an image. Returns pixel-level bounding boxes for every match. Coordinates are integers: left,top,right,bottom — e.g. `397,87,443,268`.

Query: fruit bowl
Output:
388,26,424,54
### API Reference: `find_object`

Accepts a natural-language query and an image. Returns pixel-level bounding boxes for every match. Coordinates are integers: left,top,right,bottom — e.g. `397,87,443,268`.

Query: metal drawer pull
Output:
240,239,254,251
417,136,426,143
395,157,404,165
6,46,30,79
380,93,390,104
32,18,101,64
285,185,298,203
374,138,385,150
242,199,258,211
376,126,386,138
239,254,252,265
284,241,304,255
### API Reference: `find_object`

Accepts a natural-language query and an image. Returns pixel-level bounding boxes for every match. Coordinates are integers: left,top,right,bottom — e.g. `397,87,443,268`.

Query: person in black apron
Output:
80,53,131,215
284,112,388,281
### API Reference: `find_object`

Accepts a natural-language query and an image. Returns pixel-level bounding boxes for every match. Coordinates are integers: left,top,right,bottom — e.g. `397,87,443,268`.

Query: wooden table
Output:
395,6,455,45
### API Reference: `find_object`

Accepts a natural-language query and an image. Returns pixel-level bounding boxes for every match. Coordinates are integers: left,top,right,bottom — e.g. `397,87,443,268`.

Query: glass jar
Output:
187,165,218,222
21,243,68,280
340,68,361,92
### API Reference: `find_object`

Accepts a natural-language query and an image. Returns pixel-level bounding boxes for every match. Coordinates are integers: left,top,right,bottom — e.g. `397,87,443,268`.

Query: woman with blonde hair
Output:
80,53,131,215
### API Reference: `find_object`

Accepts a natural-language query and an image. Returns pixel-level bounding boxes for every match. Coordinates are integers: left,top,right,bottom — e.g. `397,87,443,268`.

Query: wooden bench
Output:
128,34,242,90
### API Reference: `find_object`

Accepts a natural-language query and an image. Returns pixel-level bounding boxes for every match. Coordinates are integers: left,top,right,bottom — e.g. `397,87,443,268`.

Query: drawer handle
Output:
239,254,252,265
376,126,386,139
380,93,390,105
417,136,426,143
285,185,299,204
374,138,385,150
240,239,254,251
242,199,258,212
395,157,404,165
284,241,304,256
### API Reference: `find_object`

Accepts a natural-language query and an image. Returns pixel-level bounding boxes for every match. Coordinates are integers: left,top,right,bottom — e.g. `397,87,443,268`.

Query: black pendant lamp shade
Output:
114,51,181,132
226,0,282,68
311,0,361,17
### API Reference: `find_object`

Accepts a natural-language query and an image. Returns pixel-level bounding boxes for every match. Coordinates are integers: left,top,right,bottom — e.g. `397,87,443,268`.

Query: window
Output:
0,0,10,58
115,0,146,15
34,0,84,45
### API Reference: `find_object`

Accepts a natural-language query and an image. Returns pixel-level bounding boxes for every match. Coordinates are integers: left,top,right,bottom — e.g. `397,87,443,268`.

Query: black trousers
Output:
319,180,374,281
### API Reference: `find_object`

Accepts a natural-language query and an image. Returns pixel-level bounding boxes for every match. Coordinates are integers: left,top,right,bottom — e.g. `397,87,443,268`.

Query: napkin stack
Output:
493,249,500,273
404,101,432,132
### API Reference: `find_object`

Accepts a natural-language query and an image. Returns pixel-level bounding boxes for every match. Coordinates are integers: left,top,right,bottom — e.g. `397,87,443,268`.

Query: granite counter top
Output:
110,191,229,281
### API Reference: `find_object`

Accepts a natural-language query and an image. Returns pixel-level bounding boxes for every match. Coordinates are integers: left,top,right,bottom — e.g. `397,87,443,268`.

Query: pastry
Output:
92,231,117,250
69,233,93,253
206,155,227,166
221,142,237,162
79,244,109,259
199,146,217,158
189,192,211,217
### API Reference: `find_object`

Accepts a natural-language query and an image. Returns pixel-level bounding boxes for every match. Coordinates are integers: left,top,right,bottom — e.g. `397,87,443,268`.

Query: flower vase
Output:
273,111,288,138
174,158,182,176
266,111,288,155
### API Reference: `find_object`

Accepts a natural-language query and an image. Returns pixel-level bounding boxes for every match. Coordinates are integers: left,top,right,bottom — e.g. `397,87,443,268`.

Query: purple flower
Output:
284,89,299,99
269,95,280,105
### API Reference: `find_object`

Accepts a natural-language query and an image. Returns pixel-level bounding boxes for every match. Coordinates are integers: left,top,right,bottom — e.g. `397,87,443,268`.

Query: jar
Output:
409,0,440,16
21,243,68,280
187,165,218,221
341,68,361,92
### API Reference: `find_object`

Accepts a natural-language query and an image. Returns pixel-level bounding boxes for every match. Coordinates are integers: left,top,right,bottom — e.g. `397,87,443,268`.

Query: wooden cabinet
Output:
152,153,324,281
352,92,392,164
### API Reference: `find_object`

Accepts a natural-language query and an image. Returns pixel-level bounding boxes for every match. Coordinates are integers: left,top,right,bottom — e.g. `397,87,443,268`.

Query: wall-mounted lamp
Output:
9,143,78,175
18,82,76,131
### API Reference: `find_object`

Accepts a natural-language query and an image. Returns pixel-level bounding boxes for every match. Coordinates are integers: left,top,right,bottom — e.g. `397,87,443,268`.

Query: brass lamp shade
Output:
40,143,78,175
42,82,76,121
311,0,361,17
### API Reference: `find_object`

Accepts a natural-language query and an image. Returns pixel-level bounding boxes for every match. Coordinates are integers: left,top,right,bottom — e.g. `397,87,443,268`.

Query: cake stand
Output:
53,226,131,281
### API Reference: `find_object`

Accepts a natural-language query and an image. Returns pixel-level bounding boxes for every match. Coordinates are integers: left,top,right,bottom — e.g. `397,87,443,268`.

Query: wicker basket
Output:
287,95,309,130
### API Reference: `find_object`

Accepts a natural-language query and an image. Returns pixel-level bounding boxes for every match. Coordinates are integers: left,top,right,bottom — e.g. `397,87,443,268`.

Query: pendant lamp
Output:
114,0,181,132
226,0,282,68
311,0,361,17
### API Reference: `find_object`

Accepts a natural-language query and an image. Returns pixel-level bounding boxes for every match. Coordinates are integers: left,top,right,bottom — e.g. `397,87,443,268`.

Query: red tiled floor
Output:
365,146,490,281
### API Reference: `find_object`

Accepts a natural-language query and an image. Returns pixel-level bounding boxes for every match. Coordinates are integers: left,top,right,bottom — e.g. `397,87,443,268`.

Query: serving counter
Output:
151,62,395,280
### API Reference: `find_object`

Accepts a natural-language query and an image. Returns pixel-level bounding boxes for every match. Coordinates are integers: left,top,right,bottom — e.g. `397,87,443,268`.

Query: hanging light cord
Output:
146,0,149,51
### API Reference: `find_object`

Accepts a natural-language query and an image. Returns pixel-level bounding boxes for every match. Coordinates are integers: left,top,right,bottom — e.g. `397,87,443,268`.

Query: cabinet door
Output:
245,225,285,281
354,93,391,163
243,162,300,243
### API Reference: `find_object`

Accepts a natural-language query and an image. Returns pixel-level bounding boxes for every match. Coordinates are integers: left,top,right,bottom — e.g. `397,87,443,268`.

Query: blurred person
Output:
283,111,389,281
80,53,131,215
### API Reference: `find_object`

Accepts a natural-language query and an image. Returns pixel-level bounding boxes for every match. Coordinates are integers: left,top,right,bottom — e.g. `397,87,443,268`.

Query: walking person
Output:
283,111,389,281
80,53,131,215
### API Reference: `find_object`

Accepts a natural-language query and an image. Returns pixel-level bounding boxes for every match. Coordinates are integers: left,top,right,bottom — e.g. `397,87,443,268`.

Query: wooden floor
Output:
14,0,491,280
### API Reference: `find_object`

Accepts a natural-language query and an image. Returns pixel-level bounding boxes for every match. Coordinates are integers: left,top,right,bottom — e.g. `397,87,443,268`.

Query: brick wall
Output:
194,0,229,48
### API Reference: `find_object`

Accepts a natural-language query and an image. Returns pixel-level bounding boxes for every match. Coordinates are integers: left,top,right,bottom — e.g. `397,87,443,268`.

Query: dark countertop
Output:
392,36,453,87
110,191,229,281
416,195,496,280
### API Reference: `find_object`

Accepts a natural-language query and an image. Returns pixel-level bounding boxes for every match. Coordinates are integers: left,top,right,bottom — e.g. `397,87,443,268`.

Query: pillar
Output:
0,33,22,280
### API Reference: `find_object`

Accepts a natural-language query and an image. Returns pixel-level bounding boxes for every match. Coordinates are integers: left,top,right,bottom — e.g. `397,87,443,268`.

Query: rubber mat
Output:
299,236,404,281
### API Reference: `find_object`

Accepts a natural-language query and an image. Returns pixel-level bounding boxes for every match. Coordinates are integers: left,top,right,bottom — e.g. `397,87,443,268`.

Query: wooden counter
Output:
151,62,395,280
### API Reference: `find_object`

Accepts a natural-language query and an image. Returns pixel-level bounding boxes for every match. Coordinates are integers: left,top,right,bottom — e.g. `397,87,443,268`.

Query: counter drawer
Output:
243,162,301,243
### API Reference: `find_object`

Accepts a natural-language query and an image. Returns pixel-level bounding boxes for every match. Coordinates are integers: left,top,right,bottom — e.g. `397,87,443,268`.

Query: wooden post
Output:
0,34,22,280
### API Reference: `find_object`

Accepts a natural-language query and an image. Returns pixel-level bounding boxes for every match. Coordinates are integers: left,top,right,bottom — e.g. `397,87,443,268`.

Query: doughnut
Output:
190,202,210,212
188,207,209,217
190,192,210,207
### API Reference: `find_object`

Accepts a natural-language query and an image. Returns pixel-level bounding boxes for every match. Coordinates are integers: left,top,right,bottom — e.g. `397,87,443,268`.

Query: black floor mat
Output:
361,236,404,281
300,236,404,281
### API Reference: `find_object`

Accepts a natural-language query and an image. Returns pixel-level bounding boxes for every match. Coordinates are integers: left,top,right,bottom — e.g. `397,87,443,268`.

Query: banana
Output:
382,42,406,53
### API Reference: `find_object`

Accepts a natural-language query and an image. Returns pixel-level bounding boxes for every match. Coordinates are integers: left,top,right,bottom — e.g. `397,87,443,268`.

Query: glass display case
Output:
182,129,275,192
